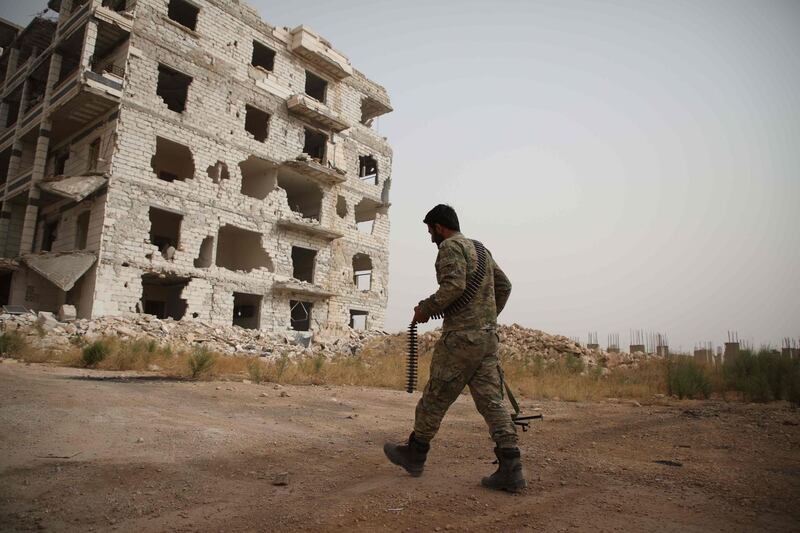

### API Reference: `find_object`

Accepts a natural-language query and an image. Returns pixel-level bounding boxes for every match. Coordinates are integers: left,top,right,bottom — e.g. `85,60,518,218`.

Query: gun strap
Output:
497,363,521,417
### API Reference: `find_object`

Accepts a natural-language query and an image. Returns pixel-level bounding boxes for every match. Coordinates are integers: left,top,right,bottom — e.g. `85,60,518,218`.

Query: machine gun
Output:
406,240,542,431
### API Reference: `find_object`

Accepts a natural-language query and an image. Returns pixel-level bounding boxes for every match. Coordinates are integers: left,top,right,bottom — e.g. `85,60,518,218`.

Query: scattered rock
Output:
272,472,289,486
57,305,77,323
36,312,59,332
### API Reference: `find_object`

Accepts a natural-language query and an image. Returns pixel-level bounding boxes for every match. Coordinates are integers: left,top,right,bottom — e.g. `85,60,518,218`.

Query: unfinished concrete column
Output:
1,48,20,93
0,102,9,127
724,342,740,363
79,20,99,72
59,0,75,22
0,78,29,210
16,53,63,255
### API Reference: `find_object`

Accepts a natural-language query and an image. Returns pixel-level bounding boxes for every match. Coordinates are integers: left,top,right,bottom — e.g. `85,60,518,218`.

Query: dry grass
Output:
5,330,795,404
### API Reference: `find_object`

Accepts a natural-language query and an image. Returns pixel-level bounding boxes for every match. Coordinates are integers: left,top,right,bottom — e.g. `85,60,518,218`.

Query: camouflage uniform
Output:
415,232,517,448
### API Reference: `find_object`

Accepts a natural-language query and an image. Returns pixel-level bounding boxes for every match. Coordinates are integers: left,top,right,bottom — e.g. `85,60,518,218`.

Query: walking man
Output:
384,204,526,492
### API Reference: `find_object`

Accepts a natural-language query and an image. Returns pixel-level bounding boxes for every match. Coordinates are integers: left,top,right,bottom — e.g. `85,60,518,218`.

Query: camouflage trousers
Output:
413,329,518,448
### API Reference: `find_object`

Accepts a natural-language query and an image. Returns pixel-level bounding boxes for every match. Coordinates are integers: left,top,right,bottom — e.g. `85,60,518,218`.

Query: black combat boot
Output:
383,432,430,477
481,447,527,493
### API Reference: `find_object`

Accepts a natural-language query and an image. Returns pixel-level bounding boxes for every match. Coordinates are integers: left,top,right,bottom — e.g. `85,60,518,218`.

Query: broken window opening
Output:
291,246,316,283
251,41,276,71
194,235,214,268
336,195,347,218
75,211,90,250
355,198,381,235
349,310,368,331
277,169,323,221
53,149,69,176
302,128,327,164
102,0,129,12
140,273,189,320
358,155,378,184
167,0,199,31
0,273,11,306
148,207,182,260
233,292,261,330
157,64,192,113
4,97,20,128
0,149,11,186
3,192,28,258
151,136,195,182
215,225,274,273
88,138,101,171
41,220,58,252
304,70,327,103
352,253,373,291
206,161,229,184
290,300,312,331
244,105,270,142
239,156,277,199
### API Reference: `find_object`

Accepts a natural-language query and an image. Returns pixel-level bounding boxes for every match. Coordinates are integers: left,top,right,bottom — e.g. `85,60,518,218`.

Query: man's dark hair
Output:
423,204,460,231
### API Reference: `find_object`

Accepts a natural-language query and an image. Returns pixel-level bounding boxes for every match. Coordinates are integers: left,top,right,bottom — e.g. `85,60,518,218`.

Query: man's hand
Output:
412,306,429,325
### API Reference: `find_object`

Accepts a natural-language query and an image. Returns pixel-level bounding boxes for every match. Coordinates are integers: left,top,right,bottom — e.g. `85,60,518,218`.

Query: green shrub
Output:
312,353,325,374
82,340,111,367
666,356,711,399
725,350,800,403
0,331,26,356
274,354,290,381
248,358,265,384
188,346,216,379
563,353,585,375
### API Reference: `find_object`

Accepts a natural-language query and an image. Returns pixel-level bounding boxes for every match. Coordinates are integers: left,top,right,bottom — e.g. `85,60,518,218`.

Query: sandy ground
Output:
0,360,798,532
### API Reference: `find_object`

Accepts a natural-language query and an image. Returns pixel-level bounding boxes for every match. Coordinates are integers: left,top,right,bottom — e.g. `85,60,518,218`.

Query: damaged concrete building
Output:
0,0,393,333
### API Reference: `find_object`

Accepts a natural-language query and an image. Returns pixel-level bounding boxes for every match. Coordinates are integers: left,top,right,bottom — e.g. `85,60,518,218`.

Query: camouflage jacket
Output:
417,232,511,332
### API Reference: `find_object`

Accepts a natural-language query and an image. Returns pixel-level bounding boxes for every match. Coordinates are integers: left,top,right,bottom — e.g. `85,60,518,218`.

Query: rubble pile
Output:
363,323,655,371
0,312,385,358
1,312,655,371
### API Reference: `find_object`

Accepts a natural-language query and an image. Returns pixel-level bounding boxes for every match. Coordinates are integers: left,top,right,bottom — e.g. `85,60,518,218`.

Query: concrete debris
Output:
36,312,59,333
0,312,386,359
377,323,657,372
21,253,97,292
1,311,655,372
58,305,77,323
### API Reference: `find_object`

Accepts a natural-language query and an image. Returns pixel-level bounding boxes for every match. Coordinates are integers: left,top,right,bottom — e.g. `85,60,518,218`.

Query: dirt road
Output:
1,361,798,532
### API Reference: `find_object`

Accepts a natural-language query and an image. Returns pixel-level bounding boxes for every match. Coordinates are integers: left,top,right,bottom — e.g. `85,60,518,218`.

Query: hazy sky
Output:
3,0,798,350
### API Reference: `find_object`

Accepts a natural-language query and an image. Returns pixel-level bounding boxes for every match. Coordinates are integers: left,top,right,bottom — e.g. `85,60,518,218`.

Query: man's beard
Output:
432,231,445,246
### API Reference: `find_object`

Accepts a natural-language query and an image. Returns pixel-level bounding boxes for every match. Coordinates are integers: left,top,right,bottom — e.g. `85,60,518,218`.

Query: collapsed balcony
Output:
360,94,393,126
286,93,349,132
